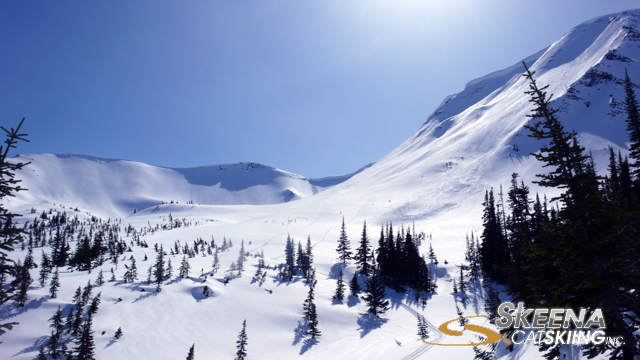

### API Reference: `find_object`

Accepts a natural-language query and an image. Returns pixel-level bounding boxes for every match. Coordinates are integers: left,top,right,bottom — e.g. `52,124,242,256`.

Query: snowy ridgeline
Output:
3,8,640,360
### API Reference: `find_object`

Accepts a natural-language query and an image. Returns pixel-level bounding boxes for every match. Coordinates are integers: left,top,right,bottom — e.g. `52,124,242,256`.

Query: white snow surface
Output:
3,9,640,360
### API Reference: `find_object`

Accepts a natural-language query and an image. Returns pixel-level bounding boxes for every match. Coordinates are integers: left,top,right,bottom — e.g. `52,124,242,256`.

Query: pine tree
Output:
49,267,60,298
336,217,351,264
179,256,190,278
153,246,165,291
38,251,51,287
186,344,195,360
114,327,123,340
15,261,31,307
96,269,104,286
362,267,389,317
333,268,345,302
623,70,640,182
235,320,248,360
211,249,220,276
74,313,96,360
0,118,29,336
284,235,295,281
428,242,437,265
124,257,138,283
47,306,63,356
417,314,428,340
161,258,170,280
355,221,371,276
349,272,360,297
303,283,321,340
37,346,46,360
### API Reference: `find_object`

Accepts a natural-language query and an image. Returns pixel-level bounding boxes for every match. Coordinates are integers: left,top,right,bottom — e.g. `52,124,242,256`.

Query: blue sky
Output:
1,1,638,177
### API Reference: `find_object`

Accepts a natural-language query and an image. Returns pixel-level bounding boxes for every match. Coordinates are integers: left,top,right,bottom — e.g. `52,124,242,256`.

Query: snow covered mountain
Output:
8,153,367,216
3,9,640,360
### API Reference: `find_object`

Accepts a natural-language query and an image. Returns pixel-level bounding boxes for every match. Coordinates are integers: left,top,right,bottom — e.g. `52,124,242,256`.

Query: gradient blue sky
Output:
1,1,638,177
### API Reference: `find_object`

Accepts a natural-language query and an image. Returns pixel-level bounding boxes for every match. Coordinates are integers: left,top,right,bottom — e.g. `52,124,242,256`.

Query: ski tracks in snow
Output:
398,303,442,360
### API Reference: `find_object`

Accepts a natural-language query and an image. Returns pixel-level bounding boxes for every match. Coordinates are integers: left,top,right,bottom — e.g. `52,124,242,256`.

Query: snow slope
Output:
8,154,365,217
2,9,640,360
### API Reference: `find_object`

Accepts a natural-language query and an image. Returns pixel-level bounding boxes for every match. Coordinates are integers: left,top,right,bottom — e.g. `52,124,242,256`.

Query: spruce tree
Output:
49,267,60,298
623,70,640,182
153,246,165,291
303,283,321,340
235,320,248,360
362,266,389,317
335,217,351,264
333,268,345,302
349,272,360,297
38,251,51,287
354,221,371,276
284,235,295,281
211,249,220,276
186,344,194,360
0,118,29,336
74,313,96,360
15,261,31,307
179,256,190,278
417,314,428,340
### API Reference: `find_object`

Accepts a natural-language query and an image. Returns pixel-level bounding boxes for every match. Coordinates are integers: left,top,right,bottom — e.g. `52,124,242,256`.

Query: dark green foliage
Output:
333,268,345,302
349,272,360,297
478,63,640,359
0,119,29,335
186,344,194,360
74,313,96,360
235,320,248,360
354,221,371,276
623,70,640,182
362,266,389,317
336,217,351,264
303,282,320,340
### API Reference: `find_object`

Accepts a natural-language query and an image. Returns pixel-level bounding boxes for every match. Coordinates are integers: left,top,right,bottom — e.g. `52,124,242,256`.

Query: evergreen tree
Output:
14,261,31,307
335,217,351,264
47,306,63,356
349,272,360,297
153,246,165,291
0,118,29,336
114,327,123,340
96,269,104,286
332,268,345,302
73,313,96,360
179,256,190,278
623,70,640,182
417,314,428,340
38,251,51,287
49,267,60,298
165,258,173,280
235,320,248,360
354,221,371,276
428,242,437,265
303,283,321,340
211,249,220,276
362,266,389,317
124,257,138,283
186,344,194,360
284,235,295,281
